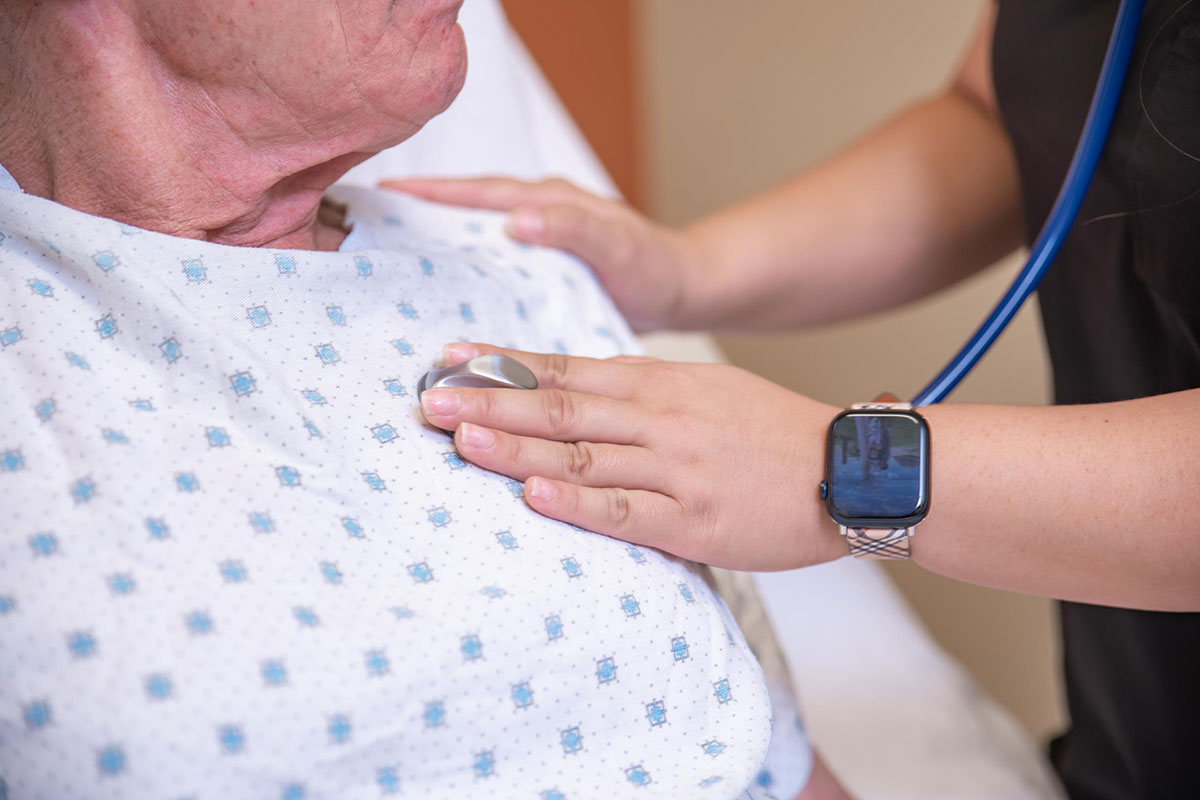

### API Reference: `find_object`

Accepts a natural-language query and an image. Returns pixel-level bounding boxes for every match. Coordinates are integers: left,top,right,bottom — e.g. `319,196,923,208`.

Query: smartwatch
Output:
819,395,930,560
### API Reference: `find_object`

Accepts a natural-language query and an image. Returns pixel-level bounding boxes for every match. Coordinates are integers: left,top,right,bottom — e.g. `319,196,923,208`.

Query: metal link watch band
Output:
842,526,913,559
842,397,915,560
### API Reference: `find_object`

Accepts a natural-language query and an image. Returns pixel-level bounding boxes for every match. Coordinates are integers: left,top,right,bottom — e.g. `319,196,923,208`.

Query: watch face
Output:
826,411,929,525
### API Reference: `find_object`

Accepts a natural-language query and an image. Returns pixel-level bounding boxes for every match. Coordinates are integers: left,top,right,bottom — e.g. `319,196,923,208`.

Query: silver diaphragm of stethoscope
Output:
418,353,538,398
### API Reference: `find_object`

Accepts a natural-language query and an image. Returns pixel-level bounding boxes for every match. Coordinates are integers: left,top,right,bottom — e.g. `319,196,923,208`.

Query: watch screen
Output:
829,414,925,519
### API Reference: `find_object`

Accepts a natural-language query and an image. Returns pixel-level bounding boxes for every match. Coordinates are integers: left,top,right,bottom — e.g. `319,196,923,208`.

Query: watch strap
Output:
842,395,915,560
842,526,913,559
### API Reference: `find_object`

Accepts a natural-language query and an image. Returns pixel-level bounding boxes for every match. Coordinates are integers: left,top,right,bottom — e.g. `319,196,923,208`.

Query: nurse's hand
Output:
419,342,848,571
380,176,709,332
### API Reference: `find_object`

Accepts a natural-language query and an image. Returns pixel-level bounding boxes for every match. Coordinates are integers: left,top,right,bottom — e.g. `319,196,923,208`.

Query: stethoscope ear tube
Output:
911,0,1146,407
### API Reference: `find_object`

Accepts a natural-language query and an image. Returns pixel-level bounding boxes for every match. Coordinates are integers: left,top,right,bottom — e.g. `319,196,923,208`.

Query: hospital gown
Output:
0,166,811,799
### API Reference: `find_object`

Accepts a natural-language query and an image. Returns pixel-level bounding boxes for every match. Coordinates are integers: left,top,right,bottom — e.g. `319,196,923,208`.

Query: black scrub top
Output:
993,1,1200,797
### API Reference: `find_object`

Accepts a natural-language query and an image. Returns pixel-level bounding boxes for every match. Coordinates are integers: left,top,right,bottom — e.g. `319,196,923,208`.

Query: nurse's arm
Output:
390,5,1020,334
424,344,1200,613
913,393,1200,612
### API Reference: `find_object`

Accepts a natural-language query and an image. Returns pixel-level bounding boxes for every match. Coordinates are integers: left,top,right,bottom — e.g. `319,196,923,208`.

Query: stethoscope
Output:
422,0,1147,408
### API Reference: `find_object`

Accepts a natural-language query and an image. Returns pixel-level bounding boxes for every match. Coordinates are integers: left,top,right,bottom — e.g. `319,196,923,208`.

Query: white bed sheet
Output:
343,2,1067,796
756,564,1063,798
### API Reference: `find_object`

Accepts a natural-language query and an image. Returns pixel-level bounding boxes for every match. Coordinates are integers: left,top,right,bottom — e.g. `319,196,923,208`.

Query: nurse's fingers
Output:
379,176,616,215
421,386,647,444
506,202,636,264
441,343,645,397
453,423,666,491
522,478,687,554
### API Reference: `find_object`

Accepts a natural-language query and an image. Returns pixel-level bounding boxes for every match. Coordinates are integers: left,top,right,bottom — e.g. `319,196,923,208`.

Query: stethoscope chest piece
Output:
417,354,539,397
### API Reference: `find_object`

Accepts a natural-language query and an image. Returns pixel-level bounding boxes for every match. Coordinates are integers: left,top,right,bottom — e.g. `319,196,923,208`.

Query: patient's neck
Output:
0,8,364,251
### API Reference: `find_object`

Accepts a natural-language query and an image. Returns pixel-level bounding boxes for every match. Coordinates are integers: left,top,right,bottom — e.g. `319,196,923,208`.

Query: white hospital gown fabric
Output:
0,170,810,799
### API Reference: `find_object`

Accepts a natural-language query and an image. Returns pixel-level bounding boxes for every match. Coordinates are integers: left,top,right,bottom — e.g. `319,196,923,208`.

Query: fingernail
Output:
443,342,479,363
526,477,558,501
506,209,545,240
420,389,460,416
459,422,494,449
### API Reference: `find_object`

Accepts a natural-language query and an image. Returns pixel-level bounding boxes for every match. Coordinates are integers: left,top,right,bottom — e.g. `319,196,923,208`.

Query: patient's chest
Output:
0,187,771,799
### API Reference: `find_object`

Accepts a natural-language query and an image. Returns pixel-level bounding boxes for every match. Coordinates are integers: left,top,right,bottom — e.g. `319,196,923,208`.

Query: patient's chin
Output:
388,24,467,149
432,22,468,113
357,24,466,156
410,11,469,108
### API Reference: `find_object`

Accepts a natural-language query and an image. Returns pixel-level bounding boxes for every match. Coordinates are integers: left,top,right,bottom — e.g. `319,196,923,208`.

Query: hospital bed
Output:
341,3,1067,797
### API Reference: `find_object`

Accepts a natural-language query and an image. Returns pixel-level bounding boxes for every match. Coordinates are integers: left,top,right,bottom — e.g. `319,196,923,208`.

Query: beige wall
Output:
636,0,1067,742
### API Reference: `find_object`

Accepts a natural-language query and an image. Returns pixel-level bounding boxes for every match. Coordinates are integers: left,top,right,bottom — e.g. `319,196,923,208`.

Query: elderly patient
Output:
0,2,833,798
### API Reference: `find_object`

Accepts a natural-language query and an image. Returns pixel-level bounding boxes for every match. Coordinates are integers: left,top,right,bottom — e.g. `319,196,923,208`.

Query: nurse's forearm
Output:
913,389,1200,611
682,87,1023,332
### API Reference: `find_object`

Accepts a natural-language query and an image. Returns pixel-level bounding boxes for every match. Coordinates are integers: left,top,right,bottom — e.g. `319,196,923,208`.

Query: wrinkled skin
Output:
0,0,467,248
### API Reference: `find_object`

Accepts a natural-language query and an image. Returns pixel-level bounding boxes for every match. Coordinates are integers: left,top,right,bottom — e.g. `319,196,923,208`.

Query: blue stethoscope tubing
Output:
912,0,1146,407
